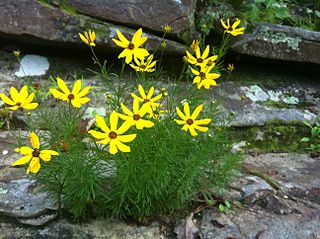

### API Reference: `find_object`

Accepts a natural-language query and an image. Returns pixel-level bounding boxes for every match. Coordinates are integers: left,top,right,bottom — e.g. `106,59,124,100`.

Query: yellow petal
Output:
183,102,191,118
133,99,140,113
193,125,209,132
79,33,89,45
194,119,211,125
12,155,32,166
30,132,40,149
121,103,133,116
220,19,228,29
134,48,149,59
132,28,143,45
57,77,70,95
109,140,118,154
116,30,130,46
39,151,52,162
27,157,41,174
19,85,29,102
191,104,203,119
138,84,147,99
0,93,15,105
71,99,81,108
116,140,131,153
117,121,132,135
174,119,186,125
72,80,82,95
10,87,19,102
202,45,210,59
77,86,91,98
18,146,34,155
176,107,187,121
232,19,241,29
117,134,136,143
24,92,35,104
22,103,38,110
136,119,154,129
113,38,127,48
77,97,90,105
110,111,119,131
88,130,107,139
147,86,155,99
95,115,110,133
97,137,111,145
41,149,59,156
49,89,64,100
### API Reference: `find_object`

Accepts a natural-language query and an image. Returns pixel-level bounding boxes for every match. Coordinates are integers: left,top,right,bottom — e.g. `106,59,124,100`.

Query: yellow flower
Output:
148,104,166,120
190,65,220,89
129,55,157,72
13,50,20,57
49,78,91,108
0,86,38,111
190,40,200,53
13,132,59,174
131,85,162,113
220,19,245,36
88,112,136,154
112,28,149,64
175,103,211,136
79,30,96,47
227,63,235,72
118,99,154,130
186,45,218,67
161,24,172,33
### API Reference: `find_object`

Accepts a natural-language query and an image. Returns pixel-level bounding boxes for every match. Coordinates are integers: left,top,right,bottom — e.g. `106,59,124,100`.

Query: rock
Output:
0,219,164,238
0,179,57,218
55,0,196,42
232,23,320,64
230,103,317,127
0,0,185,55
15,55,50,77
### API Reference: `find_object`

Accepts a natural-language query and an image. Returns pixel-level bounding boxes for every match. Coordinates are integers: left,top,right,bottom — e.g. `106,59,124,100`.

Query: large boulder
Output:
52,0,197,42
232,23,320,64
0,0,186,55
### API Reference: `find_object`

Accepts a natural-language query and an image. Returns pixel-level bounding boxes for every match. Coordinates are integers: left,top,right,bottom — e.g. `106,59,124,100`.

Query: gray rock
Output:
58,0,197,42
15,55,49,77
230,103,317,127
0,179,57,218
0,0,186,55
232,23,320,64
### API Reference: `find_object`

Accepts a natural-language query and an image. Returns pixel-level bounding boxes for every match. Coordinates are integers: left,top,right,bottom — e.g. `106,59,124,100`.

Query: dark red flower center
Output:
133,114,141,121
128,43,135,50
32,149,40,157
199,72,206,80
197,58,204,63
144,98,150,103
109,131,117,139
16,102,21,107
186,119,194,125
68,94,75,101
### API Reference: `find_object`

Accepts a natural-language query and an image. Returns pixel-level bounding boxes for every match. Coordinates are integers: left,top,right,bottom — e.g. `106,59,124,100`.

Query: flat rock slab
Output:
0,0,185,55
176,153,320,239
232,23,320,64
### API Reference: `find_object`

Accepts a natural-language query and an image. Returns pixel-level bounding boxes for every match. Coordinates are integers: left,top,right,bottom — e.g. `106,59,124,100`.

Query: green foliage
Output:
301,121,320,154
242,0,292,24
99,117,241,221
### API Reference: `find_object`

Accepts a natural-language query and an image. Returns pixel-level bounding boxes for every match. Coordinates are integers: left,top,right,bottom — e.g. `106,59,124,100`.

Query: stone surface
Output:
0,0,185,55
57,0,196,42
176,153,320,239
232,23,320,64
15,55,50,77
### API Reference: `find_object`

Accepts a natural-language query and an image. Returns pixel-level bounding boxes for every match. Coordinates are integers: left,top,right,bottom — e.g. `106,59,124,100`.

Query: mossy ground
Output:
230,120,310,153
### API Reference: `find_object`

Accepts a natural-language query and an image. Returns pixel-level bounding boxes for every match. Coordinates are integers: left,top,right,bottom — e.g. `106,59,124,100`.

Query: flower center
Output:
133,114,141,121
206,60,213,66
186,119,194,125
16,102,21,107
32,149,40,157
197,58,204,63
128,43,135,50
109,131,117,139
228,26,233,31
68,94,75,101
144,98,150,103
199,72,206,80
140,65,146,69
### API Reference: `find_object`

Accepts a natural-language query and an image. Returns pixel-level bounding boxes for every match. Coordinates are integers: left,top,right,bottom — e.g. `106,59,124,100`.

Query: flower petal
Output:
116,140,131,153
116,30,130,46
12,155,32,166
30,132,40,149
88,130,107,139
57,77,70,95
10,87,19,102
183,102,191,118
19,85,29,102
16,146,33,155
109,140,118,154
72,80,82,95
138,84,147,99
121,103,133,116
176,107,187,121
22,103,38,110
27,157,41,174
95,115,110,133
0,93,15,105
117,134,136,143
110,111,119,131
77,86,91,98
191,104,203,119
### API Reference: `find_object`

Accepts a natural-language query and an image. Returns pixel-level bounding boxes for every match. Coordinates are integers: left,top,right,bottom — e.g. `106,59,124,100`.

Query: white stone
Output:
15,55,49,77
